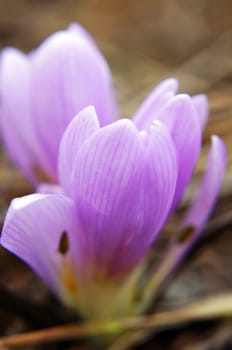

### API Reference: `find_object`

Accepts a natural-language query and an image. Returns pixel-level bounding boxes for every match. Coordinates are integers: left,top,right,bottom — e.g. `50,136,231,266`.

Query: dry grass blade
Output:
106,329,150,350
0,293,231,348
107,293,232,350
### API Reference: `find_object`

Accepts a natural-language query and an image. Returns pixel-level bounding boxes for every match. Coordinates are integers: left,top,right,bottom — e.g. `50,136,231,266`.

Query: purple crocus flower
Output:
0,23,118,185
1,93,226,319
1,22,208,191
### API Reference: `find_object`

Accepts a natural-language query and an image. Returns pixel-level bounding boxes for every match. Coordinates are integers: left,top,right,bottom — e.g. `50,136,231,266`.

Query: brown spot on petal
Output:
176,225,196,243
58,231,69,255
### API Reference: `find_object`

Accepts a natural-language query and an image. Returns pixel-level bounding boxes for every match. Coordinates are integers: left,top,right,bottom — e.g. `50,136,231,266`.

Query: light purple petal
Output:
71,119,177,276
172,135,226,268
143,136,226,298
36,183,64,194
1,193,80,297
58,106,100,196
30,27,118,175
109,122,178,274
68,23,99,49
181,135,226,234
133,78,179,131
0,48,40,184
192,94,209,130
155,94,202,210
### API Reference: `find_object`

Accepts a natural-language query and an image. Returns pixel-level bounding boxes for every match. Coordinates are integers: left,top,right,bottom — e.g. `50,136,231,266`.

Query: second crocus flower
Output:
0,23,118,185
0,22,209,194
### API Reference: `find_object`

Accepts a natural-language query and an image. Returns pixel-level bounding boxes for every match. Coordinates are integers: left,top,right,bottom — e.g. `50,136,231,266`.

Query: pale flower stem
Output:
0,294,231,348
141,234,201,311
141,244,179,310
106,329,150,350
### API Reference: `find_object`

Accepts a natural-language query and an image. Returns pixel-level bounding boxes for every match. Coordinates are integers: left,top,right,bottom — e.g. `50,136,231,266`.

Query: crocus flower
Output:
0,21,208,190
0,23,118,185
1,96,226,319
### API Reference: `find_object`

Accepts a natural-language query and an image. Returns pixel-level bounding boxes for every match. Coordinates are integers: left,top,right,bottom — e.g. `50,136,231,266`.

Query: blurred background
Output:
0,1,231,349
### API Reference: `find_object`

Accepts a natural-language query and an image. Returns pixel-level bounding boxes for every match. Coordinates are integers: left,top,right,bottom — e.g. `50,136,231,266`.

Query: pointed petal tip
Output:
155,77,179,93
67,22,91,37
0,47,26,72
66,22,99,47
81,105,97,115
166,94,199,120
34,23,96,57
211,134,225,147
9,193,47,213
169,93,192,105
1,194,46,243
211,135,227,163
133,77,179,130
153,77,179,96
36,183,64,195
193,93,208,104
58,106,101,194
68,22,85,32
192,94,209,129
65,105,100,132
164,77,179,92
0,46,22,58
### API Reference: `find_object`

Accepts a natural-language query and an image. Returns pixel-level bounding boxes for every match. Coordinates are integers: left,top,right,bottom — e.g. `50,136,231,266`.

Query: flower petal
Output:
181,135,226,235
170,136,226,270
30,25,118,175
133,78,179,130
68,23,99,49
141,136,226,308
192,94,209,130
36,183,64,194
155,94,202,210
71,119,177,276
58,106,100,195
109,122,178,274
0,48,39,184
1,193,80,297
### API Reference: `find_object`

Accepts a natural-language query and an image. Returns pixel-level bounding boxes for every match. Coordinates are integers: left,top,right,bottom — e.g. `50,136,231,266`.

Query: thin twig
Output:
107,329,150,350
0,293,231,347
